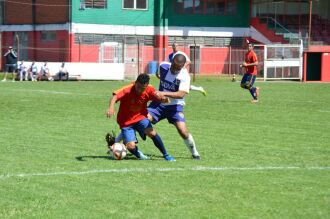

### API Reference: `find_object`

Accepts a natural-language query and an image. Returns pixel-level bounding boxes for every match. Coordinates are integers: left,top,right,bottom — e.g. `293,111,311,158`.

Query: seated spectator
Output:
28,61,38,81
57,62,69,81
18,61,27,81
38,62,53,81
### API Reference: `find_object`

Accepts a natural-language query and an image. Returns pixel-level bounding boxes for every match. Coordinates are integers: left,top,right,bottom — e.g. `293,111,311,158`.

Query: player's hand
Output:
106,109,115,118
163,97,170,103
155,91,164,99
155,91,169,103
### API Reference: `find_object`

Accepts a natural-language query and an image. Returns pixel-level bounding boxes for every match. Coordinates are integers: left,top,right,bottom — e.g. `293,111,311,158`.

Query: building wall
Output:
2,30,69,63
1,0,251,74
166,0,250,27
72,0,250,28
72,0,156,26
4,0,69,24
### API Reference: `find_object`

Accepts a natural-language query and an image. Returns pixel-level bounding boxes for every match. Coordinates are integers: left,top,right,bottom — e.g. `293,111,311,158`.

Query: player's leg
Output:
174,121,201,160
190,85,207,96
247,75,258,102
122,126,148,160
2,65,9,81
33,72,37,81
11,66,17,82
25,71,29,81
139,119,174,161
19,70,23,81
241,74,258,102
115,132,124,143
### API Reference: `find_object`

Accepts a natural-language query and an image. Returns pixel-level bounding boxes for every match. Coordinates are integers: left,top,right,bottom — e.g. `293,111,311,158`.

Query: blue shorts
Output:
241,73,256,89
121,118,152,145
148,101,185,124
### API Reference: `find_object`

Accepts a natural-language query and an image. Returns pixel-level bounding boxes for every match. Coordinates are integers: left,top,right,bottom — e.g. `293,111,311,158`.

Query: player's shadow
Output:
75,153,137,161
75,155,111,161
75,153,189,161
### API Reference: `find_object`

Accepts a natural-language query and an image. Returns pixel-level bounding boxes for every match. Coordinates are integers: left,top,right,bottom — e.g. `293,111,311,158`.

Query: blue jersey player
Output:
148,54,201,160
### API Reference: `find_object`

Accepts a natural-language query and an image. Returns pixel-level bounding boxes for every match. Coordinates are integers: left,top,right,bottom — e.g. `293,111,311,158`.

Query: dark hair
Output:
136,73,150,84
173,54,186,65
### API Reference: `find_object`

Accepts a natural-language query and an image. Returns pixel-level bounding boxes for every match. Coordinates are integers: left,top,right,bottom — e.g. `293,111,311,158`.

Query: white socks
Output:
184,133,200,156
190,85,203,92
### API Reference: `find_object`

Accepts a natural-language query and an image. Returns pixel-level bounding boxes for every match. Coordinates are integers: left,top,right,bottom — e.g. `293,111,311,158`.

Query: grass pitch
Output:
0,76,329,218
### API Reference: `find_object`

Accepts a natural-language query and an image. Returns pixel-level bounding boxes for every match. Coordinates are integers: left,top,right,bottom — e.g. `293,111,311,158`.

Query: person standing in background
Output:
2,46,17,82
239,42,260,103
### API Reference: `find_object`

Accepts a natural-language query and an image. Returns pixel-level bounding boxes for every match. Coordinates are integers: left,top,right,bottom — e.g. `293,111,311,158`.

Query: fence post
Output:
229,46,232,75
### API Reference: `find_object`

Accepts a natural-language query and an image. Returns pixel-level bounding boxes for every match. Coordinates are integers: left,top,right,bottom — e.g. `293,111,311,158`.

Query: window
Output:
74,34,155,46
123,0,147,10
41,31,56,42
174,0,236,15
81,0,107,9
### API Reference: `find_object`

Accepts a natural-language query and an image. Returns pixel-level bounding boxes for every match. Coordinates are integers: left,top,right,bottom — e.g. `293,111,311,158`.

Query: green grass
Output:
0,76,329,218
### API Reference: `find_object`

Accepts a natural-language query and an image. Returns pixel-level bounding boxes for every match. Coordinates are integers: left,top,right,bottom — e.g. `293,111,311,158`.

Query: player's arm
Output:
155,71,160,79
106,94,118,118
158,90,187,99
242,53,258,67
154,91,170,103
242,60,258,67
184,60,191,69
11,50,17,58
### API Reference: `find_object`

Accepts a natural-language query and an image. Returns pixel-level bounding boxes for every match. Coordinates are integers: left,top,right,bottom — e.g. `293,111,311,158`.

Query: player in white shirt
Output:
168,43,206,96
148,54,201,159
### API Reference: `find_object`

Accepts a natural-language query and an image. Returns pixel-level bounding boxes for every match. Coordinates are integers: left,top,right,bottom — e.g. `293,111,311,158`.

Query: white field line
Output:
0,166,329,180
9,89,104,96
318,110,330,113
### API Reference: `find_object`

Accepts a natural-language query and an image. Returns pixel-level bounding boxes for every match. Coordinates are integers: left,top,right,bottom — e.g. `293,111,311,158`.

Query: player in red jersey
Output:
240,42,260,103
106,74,175,161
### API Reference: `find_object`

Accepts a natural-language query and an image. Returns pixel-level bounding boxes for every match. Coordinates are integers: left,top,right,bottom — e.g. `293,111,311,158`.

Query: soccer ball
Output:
112,143,127,160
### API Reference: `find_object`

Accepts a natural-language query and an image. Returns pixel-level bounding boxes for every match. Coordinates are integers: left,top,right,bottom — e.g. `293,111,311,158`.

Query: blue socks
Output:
151,134,168,156
128,146,140,158
249,87,257,99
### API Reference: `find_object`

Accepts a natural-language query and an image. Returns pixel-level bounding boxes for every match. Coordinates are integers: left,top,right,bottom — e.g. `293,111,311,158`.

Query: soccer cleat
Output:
1,79,6,82
251,99,259,103
138,151,149,160
200,87,207,96
192,155,201,160
164,154,175,161
105,132,116,153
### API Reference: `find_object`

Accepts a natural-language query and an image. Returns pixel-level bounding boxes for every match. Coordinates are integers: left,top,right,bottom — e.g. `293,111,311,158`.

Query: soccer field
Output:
0,76,329,218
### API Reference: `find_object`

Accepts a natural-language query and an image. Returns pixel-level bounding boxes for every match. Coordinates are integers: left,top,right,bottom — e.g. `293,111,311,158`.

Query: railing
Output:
260,17,299,41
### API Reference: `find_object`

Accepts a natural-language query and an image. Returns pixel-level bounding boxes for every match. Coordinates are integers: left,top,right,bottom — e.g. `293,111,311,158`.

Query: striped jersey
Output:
158,62,190,106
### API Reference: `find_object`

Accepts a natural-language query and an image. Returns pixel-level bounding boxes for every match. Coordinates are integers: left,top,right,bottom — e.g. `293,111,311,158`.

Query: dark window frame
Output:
174,0,237,15
81,0,107,9
41,31,56,42
123,0,148,10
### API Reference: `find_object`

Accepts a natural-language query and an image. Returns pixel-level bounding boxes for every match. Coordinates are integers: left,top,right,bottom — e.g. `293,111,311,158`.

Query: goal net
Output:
262,40,303,81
